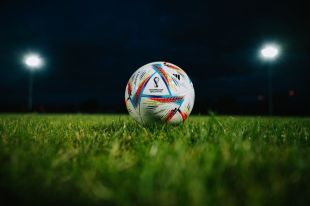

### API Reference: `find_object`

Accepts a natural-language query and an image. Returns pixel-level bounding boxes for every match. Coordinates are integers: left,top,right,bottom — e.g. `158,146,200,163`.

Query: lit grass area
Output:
0,114,309,205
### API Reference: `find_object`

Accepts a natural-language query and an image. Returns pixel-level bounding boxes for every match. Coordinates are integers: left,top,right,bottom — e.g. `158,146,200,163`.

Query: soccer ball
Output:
125,61,195,124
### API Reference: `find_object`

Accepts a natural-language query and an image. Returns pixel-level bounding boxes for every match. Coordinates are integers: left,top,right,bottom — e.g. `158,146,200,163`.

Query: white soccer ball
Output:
125,61,195,124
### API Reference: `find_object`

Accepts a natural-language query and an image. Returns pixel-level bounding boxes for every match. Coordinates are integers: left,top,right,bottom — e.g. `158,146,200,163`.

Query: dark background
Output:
0,0,309,115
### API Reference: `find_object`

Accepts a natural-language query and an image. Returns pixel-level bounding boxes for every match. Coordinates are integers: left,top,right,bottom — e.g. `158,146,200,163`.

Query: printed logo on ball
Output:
143,74,169,95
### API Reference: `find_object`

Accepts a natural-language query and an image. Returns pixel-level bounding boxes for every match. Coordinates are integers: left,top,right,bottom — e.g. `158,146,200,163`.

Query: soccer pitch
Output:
0,115,309,205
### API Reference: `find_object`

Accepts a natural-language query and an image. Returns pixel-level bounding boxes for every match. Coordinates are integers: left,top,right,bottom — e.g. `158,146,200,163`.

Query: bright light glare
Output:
260,44,280,60
23,53,44,69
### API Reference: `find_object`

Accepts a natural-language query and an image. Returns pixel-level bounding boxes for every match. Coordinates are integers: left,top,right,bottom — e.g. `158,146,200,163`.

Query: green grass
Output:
0,114,309,206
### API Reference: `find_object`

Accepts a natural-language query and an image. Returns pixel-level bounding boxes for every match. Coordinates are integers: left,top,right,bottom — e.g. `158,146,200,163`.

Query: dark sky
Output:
0,0,309,112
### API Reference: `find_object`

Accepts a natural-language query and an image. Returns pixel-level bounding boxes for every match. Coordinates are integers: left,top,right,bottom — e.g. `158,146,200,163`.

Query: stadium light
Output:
260,44,280,60
23,53,44,70
22,53,44,112
259,43,281,115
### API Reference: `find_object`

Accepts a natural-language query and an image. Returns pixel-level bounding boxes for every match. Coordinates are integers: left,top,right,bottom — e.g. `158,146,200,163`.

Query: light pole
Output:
23,53,44,112
259,44,280,115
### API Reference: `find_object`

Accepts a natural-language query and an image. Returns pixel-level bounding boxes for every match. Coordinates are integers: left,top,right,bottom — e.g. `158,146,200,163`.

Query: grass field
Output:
0,114,309,205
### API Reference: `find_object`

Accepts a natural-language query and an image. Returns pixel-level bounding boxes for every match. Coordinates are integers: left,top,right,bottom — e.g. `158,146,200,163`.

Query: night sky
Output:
1,0,309,114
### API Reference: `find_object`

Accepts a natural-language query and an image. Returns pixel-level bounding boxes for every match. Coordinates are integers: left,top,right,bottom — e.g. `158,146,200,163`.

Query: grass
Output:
0,114,309,206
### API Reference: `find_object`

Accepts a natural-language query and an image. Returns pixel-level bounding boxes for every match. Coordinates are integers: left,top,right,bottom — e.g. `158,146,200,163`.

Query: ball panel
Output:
125,82,143,123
